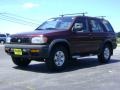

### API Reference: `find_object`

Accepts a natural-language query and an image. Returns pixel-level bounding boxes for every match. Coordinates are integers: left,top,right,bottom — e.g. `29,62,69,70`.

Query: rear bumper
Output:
5,44,49,60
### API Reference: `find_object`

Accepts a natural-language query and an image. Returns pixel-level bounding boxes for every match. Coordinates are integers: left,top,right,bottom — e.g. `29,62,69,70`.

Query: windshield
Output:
37,17,74,30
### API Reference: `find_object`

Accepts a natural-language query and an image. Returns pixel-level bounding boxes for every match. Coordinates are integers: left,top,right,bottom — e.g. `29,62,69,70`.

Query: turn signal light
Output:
30,49,40,53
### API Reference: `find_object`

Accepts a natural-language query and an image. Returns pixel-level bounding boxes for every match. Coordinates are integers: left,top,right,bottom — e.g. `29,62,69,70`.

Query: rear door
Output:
88,18,107,52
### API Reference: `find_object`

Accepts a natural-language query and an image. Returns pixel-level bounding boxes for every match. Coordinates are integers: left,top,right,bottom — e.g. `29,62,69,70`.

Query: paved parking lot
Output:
0,45,120,90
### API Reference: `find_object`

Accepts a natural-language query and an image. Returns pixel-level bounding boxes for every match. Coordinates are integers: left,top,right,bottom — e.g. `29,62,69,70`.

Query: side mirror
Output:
72,23,83,32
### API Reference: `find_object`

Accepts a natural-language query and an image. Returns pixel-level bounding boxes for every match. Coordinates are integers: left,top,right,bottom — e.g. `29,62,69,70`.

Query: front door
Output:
70,17,93,54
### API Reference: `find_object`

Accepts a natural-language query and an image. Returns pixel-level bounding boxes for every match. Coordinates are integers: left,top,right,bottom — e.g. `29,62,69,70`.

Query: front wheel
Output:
11,57,31,67
98,44,112,63
46,46,69,71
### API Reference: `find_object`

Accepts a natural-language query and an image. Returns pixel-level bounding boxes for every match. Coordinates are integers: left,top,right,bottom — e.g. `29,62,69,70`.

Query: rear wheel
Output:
11,57,31,67
46,46,69,71
98,44,112,63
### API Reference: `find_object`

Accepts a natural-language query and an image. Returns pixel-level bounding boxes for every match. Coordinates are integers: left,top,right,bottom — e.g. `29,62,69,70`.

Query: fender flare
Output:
48,39,71,55
99,39,113,54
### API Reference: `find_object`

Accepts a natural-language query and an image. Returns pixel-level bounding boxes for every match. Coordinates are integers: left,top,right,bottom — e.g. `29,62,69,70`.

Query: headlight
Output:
6,37,11,43
31,35,48,44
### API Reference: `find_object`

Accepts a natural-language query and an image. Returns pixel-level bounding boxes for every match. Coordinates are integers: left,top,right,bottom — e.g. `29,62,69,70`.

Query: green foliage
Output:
117,32,120,38
117,38,120,43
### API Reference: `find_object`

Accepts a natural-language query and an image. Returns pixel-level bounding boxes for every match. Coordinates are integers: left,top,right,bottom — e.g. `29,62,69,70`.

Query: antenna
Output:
60,12,88,17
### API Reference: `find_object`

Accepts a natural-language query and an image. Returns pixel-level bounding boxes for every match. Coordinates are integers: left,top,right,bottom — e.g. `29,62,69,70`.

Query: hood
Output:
11,30,63,37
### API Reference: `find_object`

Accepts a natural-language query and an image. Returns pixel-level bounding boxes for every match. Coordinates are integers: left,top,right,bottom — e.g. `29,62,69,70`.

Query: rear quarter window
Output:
90,19,104,32
102,20,114,32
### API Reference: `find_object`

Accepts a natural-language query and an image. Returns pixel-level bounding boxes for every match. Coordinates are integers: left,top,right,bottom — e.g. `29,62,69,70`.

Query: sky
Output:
0,0,120,34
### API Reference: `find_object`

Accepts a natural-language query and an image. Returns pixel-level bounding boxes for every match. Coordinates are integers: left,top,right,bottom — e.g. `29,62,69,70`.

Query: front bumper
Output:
5,44,49,60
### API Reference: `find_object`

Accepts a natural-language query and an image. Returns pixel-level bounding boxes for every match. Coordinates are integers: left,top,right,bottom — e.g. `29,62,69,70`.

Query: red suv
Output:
5,14,117,71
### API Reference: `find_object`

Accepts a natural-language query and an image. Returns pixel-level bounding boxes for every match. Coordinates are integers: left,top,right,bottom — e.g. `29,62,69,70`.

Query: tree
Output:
117,32,120,38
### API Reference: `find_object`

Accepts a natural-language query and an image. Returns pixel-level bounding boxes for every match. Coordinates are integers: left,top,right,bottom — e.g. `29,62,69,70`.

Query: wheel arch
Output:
99,40,113,55
48,39,71,57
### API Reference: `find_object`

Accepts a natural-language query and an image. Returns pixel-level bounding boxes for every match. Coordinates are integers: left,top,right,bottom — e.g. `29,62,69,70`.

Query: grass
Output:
117,44,120,47
117,38,120,47
117,38,120,43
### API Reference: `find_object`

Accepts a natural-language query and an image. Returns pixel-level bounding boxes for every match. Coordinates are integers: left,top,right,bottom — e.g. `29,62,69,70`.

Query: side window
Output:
73,17,88,32
102,20,114,32
90,19,103,32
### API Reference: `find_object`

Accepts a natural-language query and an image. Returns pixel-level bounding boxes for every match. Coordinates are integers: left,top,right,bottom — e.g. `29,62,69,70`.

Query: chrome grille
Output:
11,37,30,44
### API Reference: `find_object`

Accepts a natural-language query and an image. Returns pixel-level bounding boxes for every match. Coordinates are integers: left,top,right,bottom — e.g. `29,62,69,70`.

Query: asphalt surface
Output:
0,45,120,90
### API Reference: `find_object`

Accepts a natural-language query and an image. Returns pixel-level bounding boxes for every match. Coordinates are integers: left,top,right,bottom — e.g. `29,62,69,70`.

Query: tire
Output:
46,46,69,71
98,44,112,63
11,57,31,67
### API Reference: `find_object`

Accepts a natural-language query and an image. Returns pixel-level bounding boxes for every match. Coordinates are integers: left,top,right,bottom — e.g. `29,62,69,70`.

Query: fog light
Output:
30,49,40,53
23,49,28,52
11,48,14,51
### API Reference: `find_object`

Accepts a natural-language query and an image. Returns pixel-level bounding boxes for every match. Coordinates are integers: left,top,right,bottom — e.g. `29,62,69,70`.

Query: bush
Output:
117,38,120,43
117,32,120,38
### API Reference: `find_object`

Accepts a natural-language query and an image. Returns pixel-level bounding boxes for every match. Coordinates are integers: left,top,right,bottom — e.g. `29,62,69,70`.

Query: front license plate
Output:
14,49,22,55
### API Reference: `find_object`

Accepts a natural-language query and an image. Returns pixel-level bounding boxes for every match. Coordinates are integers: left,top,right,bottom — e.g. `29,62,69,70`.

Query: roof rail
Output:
60,12,88,17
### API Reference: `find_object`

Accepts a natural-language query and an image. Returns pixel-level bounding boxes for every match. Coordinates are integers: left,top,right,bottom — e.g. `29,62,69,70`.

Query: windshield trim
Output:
36,16,75,31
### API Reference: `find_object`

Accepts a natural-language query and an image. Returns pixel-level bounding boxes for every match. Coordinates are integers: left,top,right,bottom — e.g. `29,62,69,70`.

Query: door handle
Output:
88,34,92,36
88,33,93,39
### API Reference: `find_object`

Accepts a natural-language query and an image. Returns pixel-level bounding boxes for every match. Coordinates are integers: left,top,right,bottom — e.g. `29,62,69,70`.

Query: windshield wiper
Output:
45,28,56,30
35,28,44,30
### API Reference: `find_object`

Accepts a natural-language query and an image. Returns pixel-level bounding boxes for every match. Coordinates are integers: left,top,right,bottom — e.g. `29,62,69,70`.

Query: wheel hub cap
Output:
54,51,65,66
104,47,110,60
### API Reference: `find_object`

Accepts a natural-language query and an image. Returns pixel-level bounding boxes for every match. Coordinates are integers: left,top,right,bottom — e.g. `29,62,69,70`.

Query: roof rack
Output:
96,16,106,19
60,12,88,17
